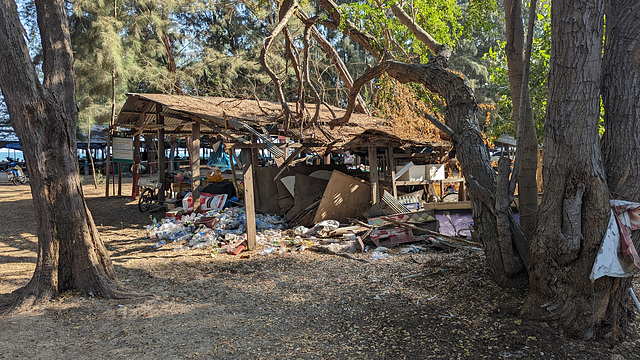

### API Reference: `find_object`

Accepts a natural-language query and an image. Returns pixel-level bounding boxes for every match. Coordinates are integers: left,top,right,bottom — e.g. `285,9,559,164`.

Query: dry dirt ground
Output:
0,176,639,359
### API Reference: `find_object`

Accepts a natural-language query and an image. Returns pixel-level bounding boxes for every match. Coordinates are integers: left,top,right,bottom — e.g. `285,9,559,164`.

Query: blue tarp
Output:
207,143,233,172
4,142,21,150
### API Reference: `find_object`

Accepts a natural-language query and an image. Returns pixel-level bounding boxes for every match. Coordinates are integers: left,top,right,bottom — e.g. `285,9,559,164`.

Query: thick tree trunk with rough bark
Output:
384,60,526,286
523,0,610,339
599,0,640,340
0,0,127,309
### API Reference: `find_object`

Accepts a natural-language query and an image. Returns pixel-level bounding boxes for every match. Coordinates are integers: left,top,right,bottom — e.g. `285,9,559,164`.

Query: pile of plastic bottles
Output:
146,217,195,243
188,225,218,249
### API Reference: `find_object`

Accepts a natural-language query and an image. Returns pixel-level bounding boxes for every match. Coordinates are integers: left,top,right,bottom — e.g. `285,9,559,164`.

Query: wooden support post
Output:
251,135,259,166
241,148,257,251
388,144,397,198
132,135,140,199
459,173,466,201
157,104,166,203
105,131,111,197
228,148,239,197
368,146,379,204
191,122,201,212
117,163,122,196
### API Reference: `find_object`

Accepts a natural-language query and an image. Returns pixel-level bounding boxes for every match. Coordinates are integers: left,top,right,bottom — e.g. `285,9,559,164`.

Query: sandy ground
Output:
0,176,639,359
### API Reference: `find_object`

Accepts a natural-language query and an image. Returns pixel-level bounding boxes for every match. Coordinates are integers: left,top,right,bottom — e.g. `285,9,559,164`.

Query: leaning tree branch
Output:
390,3,452,64
329,61,390,128
260,1,299,132
280,0,305,121
302,24,334,142
495,156,522,275
316,0,383,60
283,27,305,116
419,110,458,142
297,9,369,114
465,174,497,215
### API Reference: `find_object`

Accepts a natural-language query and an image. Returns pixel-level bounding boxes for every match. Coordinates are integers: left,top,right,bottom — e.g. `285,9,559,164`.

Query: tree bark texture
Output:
385,60,525,286
504,0,539,241
599,0,640,341
0,0,126,308
523,0,610,339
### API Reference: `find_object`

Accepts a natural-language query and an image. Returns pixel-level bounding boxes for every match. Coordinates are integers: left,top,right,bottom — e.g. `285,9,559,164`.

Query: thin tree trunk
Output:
523,0,609,339
88,126,98,189
599,0,640,341
504,0,539,241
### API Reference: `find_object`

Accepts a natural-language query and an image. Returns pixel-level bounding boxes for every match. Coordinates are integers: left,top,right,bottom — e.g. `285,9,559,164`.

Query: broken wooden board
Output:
284,173,329,223
313,171,371,224
254,165,347,214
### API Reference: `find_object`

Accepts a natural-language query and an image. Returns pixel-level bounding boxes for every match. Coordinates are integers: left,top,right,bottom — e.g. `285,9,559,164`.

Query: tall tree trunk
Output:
523,0,609,339
504,0,539,241
0,0,127,309
599,0,640,341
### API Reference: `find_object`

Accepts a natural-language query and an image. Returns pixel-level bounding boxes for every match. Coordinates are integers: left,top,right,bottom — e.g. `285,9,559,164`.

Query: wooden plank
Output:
273,146,306,181
228,148,239,197
241,148,257,250
228,143,267,149
117,163,122,196
422,201,472,211
284,173,329,223
368,146,379,204
105,132,111,197
191,122,201,211
157,103,166,203
459,172,466,201
388,144,397,198
132,135,140,199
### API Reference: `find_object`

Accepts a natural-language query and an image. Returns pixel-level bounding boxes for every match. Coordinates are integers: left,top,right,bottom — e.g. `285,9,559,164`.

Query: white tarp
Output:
590,200,640,281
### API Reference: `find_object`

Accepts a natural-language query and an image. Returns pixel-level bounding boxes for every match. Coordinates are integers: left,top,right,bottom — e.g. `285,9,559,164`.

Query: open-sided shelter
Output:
112,93,451,248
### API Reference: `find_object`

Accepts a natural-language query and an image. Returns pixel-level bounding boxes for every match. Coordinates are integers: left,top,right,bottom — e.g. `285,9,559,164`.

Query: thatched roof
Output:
114,93,447,151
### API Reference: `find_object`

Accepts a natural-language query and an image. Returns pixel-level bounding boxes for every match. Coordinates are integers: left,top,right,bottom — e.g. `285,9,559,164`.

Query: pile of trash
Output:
146,207,290,253
145,203,482,261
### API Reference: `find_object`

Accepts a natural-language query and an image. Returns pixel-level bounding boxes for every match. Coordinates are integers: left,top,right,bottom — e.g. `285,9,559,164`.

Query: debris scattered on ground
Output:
145,196,482,266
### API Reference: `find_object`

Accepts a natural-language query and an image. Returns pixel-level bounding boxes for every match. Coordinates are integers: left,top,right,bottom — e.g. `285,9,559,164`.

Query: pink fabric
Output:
612,202,640,269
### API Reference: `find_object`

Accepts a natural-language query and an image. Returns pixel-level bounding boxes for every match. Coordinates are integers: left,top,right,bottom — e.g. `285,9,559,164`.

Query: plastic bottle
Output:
152,241,165,249
259,247,277,255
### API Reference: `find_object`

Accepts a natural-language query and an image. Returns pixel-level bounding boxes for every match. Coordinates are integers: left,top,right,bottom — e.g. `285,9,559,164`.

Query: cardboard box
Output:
426,164,445,180
396,164,426,181
166,207,185,219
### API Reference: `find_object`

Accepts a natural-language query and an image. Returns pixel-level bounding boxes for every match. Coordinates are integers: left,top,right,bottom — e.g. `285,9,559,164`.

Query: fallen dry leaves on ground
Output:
0,179,639,359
